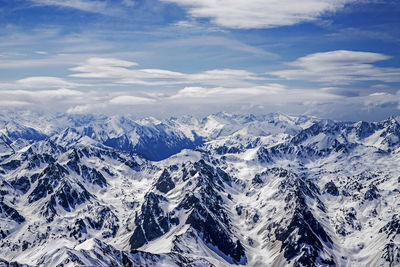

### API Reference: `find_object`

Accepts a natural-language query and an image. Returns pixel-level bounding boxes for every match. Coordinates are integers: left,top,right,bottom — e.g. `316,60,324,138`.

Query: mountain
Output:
0,112,400,266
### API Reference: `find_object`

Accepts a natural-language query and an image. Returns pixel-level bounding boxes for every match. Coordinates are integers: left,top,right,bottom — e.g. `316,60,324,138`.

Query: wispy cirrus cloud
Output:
121,0,135,7
270,50,400,85
162,0,359,29
326,27,400,43
153,35,276,57
29,0,123,16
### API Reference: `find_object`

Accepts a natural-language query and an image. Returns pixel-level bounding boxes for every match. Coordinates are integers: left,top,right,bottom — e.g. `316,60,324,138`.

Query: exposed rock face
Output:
324,181,339,196
0,201,25,224
155,169,175,193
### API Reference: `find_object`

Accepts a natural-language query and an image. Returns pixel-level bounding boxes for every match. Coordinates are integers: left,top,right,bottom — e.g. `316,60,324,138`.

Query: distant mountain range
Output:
1,112,400,266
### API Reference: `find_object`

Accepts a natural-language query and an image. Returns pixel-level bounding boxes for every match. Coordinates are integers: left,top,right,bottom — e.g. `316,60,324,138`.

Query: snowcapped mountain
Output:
1,111,400,266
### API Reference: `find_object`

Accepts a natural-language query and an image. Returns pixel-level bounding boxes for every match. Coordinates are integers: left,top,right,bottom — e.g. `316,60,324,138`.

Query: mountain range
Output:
1,111,400,266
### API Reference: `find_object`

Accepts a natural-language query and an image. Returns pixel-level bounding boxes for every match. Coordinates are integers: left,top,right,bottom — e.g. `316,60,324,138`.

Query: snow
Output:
141,224,191,254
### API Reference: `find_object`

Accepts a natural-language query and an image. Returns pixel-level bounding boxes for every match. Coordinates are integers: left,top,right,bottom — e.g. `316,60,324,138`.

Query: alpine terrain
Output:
1,111,400,266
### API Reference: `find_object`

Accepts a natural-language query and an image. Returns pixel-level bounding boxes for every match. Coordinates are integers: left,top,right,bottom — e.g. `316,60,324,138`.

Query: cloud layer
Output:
1,50,400,121
69,57,265,87
1,83,399,122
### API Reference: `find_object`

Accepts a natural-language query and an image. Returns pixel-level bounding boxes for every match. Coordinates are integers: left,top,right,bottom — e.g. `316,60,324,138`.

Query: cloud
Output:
1,82,400,121
35,51,48,55
109,95,156,105
0,88,90,109
154,36,276,57
1,88,84,98
364,91,400,109
369,92,388,97
162,0,358,29
66,104,105,114
321,87,360,97
169,84,340,104
69,57,267,87
0,88,87,112
172,20,225,33
0,53,90,69
0,83,337,119
326,27,400,43
122,0,135,7
269,50,400,85
83,57,138,68
29,0,122,16
170,84,286,99
0,76,89,90
16,76,82,89
0,100,30,107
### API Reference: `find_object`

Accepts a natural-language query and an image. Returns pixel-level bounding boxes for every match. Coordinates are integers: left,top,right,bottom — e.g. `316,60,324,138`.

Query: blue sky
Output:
0,0,400,121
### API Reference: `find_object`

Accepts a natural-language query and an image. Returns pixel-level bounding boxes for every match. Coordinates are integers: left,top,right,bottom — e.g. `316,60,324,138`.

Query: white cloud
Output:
122,0,135,7
39,88,85,98
363,92,400,110
170,84,287,99
35,51,48,55
270,50,400,85
0,76,90,90
16,76,82,89
1,88,84,98
69,57,266,87
0,88,87,112
66,103,106,114
109,95,156,105
0,54,91,69
0,100,30,107
84,57,138,68
162,0,357,29
0,88,159,115
0,88,96,111
66,105,91,114
369,92,388,96
29,0,122,16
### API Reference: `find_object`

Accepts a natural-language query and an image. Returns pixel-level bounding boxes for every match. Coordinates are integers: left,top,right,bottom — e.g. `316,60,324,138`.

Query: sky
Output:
0,0,400,121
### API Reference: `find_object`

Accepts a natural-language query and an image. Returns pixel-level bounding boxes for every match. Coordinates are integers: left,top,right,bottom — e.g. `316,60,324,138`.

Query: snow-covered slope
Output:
1,112,400,266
